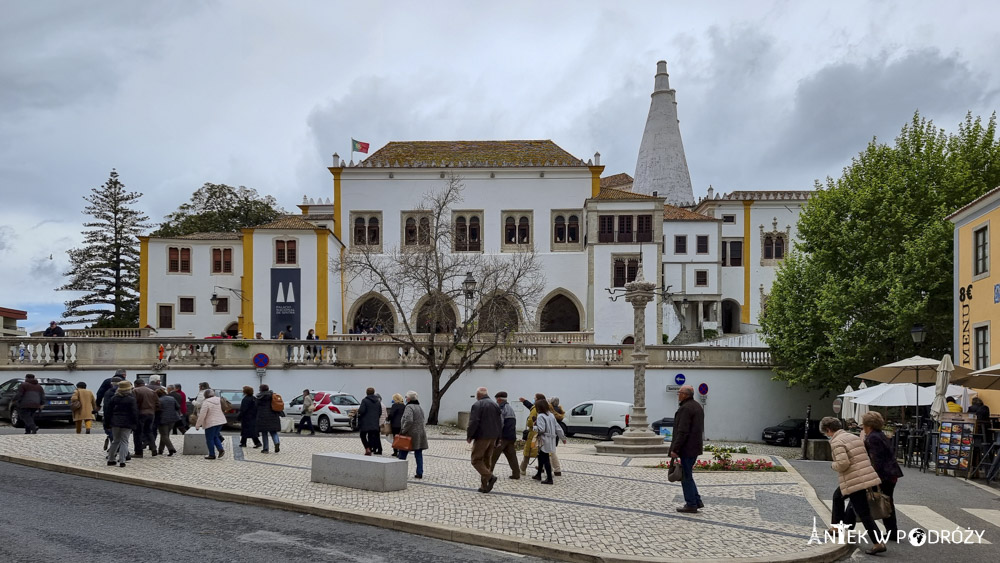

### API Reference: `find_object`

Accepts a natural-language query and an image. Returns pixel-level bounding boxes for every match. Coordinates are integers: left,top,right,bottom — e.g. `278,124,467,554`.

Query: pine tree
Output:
59,169,150,327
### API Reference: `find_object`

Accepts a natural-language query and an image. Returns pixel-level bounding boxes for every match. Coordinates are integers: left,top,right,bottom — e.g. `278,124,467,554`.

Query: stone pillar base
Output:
594,431,673,455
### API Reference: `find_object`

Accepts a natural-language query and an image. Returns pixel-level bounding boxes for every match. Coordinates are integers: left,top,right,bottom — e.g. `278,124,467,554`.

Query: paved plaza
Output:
0,429,844,562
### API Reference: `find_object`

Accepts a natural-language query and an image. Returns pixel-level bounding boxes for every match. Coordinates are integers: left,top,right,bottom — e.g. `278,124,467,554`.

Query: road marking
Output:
963,508,1000,530
896,505,990,544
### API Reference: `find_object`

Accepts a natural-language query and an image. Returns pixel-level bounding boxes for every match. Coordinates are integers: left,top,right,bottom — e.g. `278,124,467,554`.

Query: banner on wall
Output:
270,268,301,339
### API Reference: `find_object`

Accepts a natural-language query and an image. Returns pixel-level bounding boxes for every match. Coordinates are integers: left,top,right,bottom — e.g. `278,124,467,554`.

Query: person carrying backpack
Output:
256,384,282,453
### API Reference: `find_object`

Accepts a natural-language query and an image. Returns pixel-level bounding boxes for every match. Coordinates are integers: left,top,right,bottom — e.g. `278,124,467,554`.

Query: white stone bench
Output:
183,428,209,455
311,452,408,492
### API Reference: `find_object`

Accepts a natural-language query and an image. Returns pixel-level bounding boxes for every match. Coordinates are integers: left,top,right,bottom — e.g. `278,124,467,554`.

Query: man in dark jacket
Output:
14,374,45,434
101,376,123,450
356,387,383,455
670,385,704,513
132,379,160,456
107,381,138,467
95,369,127,417
168,384,189,434
489,391,520,479
255,384,282,453
43,321,65,361
467,387,503,493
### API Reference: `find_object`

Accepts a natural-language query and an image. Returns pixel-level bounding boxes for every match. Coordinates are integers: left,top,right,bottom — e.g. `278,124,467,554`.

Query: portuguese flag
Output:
351,138,370,153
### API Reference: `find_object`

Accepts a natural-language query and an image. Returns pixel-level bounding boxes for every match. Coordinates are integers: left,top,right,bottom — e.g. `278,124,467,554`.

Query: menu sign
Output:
937,413,976,474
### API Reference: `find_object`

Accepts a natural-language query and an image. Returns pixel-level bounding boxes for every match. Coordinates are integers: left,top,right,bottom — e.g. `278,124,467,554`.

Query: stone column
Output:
625,276,654,434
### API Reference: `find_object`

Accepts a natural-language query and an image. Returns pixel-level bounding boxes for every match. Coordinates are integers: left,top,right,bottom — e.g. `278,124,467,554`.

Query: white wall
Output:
43,364,832,442
592,243,659,345
146,239,243,337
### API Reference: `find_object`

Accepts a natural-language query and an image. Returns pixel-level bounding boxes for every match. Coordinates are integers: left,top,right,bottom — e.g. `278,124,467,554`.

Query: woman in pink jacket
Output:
196,389,227,460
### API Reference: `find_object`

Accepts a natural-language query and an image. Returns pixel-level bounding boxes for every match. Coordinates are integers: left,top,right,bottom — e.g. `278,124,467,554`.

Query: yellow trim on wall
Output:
588,165,605,198
742,201,752,324
241,229,254,337
138,236,149,328
340,246,346,333
328,166,343,240
315,229,329,338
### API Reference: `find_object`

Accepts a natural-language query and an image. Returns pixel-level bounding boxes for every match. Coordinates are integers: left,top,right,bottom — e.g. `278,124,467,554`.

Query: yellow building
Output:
949,186,1000,409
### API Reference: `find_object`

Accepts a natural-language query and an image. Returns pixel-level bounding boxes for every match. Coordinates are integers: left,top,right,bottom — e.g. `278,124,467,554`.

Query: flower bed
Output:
646,450,787,472
704,444,749,454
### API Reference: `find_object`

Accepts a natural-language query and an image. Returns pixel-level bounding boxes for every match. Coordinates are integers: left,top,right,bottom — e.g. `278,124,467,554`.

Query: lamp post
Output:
462,271,477,324
209,285,248,337
911,324,927,427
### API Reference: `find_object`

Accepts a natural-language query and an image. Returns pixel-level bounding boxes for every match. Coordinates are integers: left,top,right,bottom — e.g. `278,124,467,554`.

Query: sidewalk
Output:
0,432,846,563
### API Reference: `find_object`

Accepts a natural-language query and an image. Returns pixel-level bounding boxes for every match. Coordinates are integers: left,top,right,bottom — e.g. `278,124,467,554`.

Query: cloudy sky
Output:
2,0,998,331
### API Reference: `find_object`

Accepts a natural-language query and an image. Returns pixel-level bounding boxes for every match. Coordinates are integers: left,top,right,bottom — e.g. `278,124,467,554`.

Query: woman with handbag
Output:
70,381,97,434
845,412,903,541
396,391,427,478
821,416,887,555
387,393,406,457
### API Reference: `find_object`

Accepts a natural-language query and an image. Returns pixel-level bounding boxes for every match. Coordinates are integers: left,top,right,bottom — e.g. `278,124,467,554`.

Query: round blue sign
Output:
698,383,709,395
674,373,686,385
253,353,270,368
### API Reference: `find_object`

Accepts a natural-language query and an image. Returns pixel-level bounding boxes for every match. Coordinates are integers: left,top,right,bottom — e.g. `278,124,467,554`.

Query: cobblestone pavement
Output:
0,431,837,561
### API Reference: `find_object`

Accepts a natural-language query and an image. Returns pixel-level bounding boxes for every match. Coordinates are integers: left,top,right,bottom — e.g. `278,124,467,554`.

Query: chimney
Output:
332,153,340,166
594,152,601,166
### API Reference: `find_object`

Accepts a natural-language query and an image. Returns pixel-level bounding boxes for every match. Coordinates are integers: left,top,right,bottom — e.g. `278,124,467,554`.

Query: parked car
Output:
0,377,76,427
214,389,245,425
563,400,632,440
650,416,674,436
761,418,822,447
285,391,361,433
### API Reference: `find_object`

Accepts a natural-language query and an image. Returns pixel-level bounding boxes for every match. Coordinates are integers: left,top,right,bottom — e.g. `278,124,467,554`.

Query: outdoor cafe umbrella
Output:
843,384,855,421
931,354,956,421
856,356,973,421
840,383,974,407
854,381,870,421
952,362,1000,390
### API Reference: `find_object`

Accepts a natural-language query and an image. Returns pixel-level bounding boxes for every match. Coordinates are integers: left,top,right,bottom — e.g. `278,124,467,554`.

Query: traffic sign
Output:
832,398,843,414
666,384,682,393
674,373,686,385
253,353,270,368
698,383,709,395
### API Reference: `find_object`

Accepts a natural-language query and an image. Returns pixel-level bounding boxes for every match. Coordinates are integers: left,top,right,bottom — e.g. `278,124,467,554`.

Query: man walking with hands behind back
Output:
670,385,704,513
467,387,503,493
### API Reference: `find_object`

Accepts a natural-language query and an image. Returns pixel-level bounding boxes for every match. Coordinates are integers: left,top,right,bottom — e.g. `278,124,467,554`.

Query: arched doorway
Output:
722,300,741,334
224,322,239,337
622,336,635,345
539,294,581,332
480,296,519,333
351,295,395,334
415,294,457,334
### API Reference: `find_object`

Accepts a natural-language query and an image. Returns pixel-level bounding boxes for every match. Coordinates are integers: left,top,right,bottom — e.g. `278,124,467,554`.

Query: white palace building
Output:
139,61,810,347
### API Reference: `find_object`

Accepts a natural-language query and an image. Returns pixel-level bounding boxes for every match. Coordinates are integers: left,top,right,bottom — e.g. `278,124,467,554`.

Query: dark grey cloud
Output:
0,226,14,253
766,48,998,177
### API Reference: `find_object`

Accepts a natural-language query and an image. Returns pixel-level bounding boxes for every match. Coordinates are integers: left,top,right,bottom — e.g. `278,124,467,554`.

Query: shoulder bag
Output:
866,486,893,520
392,434,413,451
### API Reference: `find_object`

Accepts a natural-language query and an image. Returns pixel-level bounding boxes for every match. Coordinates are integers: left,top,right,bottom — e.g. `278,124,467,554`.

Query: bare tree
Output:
337,174,544,424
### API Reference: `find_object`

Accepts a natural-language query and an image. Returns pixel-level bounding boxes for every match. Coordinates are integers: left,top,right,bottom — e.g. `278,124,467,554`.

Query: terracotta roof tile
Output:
0,307,28,320
148,232,242,240
361,140,585,168
591,187,662,201
664,205,716,221
254,215,323,230
600,173,633,189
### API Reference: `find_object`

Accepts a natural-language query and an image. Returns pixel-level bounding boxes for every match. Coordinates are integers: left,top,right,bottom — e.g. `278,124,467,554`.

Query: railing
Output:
66,327,154,338
0,337,773,370
328,331,594,344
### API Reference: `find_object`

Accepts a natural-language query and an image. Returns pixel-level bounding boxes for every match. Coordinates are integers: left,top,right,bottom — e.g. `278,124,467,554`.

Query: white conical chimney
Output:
632,60,694,205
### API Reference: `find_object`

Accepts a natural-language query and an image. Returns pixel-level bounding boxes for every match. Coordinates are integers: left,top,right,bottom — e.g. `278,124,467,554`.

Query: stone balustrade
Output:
0,337,772,371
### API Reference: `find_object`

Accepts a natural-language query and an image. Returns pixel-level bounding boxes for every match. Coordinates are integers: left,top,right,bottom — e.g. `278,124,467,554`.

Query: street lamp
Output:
462,271,477,322
910,324,926,348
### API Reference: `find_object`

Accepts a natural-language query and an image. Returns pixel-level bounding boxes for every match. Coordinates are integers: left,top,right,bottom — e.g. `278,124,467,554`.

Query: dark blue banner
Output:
270,268,301,339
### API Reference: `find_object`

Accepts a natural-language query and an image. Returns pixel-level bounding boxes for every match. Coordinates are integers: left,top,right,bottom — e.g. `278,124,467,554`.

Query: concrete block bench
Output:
311,452,408,492
183,428,209,456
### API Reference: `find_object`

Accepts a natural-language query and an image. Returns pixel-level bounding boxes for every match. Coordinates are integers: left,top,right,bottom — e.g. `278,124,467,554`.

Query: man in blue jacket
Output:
489,391,520,479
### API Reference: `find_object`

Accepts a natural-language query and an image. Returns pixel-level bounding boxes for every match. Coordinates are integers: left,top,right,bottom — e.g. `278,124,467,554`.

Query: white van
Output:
563,400,633,440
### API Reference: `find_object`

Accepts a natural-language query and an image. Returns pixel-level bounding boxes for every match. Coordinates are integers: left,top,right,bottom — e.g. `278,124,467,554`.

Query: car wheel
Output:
318,415,331,433
10,408,22,428
607,427,623,440
789,436,801,448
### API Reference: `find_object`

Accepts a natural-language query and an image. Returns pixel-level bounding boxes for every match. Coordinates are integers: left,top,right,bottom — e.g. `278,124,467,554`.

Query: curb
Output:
0,452,849,563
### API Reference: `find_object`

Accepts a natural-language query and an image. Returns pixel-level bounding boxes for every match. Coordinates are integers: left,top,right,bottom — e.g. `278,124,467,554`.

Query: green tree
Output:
60,169,150,327
152,183,284,236
761,112,1000,392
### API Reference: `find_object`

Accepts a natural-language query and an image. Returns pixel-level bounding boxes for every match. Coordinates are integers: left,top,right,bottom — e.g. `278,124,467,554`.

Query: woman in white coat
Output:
532,398,566,484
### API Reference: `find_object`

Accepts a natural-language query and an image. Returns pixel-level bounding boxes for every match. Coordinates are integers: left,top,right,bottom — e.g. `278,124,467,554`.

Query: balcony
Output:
1,336,771,371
